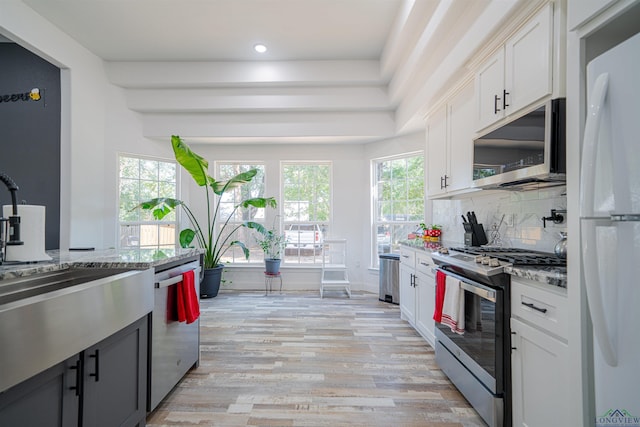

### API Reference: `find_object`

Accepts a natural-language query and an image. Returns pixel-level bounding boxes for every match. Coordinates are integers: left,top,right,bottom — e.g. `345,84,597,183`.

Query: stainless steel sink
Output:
0,268,131,305
0,267,154,393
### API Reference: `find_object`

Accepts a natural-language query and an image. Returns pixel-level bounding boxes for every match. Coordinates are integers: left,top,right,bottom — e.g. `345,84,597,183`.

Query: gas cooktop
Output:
449,247,566,267
430,246,566,285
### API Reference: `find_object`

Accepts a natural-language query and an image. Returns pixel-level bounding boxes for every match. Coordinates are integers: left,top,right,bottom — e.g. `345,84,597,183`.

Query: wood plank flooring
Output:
147,291,485,427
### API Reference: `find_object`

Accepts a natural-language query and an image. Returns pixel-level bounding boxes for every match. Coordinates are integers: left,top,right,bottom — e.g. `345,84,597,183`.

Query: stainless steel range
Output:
430,247,566,427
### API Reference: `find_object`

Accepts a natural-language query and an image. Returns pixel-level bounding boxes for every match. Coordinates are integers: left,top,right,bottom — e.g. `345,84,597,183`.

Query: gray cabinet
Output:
0,316,148,427
82,316,148,427
0,355,79,427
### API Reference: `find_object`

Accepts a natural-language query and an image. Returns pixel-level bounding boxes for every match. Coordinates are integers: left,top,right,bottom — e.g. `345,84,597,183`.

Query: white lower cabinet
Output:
510,278,569,427
399,247,436,347
414,253,436,346
399,249,416,325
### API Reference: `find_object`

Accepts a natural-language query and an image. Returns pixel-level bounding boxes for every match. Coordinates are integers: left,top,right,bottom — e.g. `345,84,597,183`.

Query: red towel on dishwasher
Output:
433,270,446,322
176,269,200,324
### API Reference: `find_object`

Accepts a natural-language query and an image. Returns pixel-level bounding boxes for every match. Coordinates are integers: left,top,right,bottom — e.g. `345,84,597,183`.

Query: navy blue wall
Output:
0,42,60,250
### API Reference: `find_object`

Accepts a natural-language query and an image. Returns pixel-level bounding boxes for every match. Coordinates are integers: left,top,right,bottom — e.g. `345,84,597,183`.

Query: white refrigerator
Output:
580,32,640,426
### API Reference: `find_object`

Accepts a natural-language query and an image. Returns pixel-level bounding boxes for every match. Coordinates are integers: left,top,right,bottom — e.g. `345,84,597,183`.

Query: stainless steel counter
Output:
0,247,202,393
0,247,202,281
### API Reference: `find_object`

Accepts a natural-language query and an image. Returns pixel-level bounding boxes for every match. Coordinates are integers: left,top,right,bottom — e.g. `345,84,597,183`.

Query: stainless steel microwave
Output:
472,98,566,190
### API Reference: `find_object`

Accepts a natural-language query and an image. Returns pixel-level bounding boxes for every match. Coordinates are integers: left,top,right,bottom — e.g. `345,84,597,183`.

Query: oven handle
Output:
433,267,497,302
155,267,200,289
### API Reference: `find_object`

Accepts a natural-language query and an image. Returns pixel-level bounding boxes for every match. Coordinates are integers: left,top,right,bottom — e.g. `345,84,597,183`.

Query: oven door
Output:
434,268,506,394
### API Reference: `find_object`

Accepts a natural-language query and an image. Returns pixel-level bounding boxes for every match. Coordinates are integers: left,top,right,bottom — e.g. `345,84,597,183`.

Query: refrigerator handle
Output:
581,220,618,367
579,73,609,217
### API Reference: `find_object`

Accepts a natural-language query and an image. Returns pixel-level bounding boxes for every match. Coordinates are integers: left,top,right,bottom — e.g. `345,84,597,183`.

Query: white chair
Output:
320,239,350,298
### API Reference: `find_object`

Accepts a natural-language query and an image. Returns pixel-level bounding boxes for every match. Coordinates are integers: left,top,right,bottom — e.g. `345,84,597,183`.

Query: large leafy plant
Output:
135,135,276,269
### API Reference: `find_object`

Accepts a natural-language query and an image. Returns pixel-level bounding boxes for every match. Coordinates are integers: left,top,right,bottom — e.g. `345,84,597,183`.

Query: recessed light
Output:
254,44,267,53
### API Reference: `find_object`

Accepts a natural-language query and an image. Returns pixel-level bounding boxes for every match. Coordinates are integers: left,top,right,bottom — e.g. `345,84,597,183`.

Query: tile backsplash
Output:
431,186,567,253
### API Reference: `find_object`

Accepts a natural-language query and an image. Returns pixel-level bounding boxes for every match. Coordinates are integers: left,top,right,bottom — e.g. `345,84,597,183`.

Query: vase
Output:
264,258,281,274
201,265,224,298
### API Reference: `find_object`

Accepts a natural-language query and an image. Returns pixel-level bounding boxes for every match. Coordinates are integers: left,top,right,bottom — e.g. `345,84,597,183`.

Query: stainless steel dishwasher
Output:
149,255,202,411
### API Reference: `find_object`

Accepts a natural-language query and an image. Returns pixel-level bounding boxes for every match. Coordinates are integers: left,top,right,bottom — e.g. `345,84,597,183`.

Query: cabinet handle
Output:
494,94,501,113
440,176,445,190
89,350,100,382
522,301,548,313
503,90,510,109
443,175,449,188
69,359,82,396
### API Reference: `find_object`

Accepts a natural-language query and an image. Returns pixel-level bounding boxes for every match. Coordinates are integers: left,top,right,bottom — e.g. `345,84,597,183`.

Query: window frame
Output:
214,161,267,264
280,160,332,266
371,151,425,268
117,153,179,251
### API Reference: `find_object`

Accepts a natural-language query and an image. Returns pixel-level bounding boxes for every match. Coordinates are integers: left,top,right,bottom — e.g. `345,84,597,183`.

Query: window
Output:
372,153,424,267
216,162,266,263
282,162,331,265
118,155,177,250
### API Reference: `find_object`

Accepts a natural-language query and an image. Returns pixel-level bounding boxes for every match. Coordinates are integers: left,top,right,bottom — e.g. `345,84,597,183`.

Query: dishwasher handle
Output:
155,267,200,289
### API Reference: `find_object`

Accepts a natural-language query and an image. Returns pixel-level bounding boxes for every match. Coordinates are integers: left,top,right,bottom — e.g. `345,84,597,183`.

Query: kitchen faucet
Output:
0,173,23,263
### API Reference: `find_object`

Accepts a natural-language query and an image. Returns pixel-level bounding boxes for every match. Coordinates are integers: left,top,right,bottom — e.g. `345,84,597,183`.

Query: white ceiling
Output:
15,0,525,145
22,0,404,62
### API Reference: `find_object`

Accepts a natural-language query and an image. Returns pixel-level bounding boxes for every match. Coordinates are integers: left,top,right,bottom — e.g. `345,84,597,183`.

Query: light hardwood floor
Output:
147,291,485,427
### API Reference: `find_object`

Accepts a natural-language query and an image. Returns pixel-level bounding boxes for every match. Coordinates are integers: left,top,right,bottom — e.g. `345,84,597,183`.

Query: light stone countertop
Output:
0,247,202,281
504,265,567,289
400,241,567,289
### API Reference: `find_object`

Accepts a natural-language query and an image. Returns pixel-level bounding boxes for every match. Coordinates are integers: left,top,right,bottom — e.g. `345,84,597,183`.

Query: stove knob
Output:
481,257,490,265
489,258,500,267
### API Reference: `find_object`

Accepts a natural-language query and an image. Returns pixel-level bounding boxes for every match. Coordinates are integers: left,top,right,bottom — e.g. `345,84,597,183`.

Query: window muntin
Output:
282,162,331,265
118,155,177,250
372,153,424,267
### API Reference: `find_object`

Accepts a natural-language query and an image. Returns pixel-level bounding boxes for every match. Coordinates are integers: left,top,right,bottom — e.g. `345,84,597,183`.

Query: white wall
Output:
0,2,429,296
0,1,183,250
0,2,144,249
181,143,369,292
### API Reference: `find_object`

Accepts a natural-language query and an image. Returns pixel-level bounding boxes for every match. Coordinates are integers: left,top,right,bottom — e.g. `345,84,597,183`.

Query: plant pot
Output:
201,265,224,298
264,258,281,274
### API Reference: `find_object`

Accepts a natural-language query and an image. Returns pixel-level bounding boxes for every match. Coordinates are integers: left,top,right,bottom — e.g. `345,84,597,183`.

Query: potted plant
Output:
253,224,287,274
135,135,276,298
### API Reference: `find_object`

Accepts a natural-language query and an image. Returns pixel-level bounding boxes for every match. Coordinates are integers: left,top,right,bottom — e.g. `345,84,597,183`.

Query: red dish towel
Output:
433,270,447,322
176,270,200,324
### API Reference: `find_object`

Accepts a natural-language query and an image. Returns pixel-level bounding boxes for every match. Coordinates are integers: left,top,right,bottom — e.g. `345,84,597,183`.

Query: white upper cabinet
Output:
475,3,554,131
426,106,448,198
427,81,474,198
